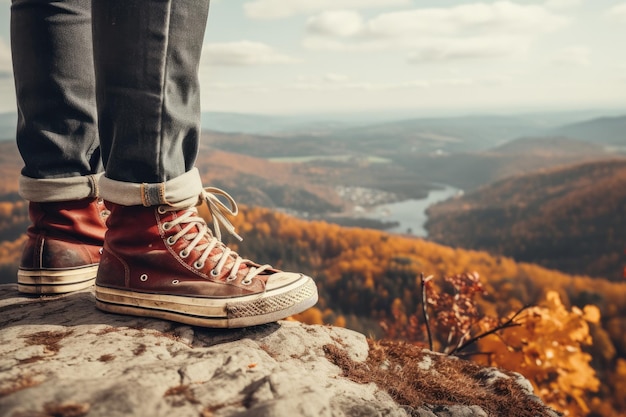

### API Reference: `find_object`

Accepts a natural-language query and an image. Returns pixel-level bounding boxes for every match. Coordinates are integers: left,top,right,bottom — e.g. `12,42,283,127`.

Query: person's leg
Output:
92,0,200,183
11,0,107,294
92,0,317,328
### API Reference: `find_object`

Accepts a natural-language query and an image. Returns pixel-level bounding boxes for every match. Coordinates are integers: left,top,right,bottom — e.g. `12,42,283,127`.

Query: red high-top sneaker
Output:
95,191,318,328
18,197,109,294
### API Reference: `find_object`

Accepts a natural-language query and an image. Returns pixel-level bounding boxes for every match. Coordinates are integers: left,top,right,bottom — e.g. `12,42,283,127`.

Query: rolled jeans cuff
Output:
99,168,204,207
19,173,103,202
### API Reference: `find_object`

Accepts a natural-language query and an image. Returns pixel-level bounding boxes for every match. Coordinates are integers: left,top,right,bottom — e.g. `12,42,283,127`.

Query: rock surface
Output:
0,285,557,417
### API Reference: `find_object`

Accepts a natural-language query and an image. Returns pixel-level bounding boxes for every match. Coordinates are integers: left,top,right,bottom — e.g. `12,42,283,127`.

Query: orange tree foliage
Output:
0,234,27,285
224,205,626,324
0,199,30,284
477,291,600,416
379,272,601,416
0,200,28,240
380,272,500,354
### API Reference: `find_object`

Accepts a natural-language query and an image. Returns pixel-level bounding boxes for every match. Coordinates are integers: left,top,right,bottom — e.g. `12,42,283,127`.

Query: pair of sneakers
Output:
17,190,318,328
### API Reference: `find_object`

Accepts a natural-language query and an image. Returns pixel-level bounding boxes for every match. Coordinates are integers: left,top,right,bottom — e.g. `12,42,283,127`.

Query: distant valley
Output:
0,109,625,280
202,110,626,281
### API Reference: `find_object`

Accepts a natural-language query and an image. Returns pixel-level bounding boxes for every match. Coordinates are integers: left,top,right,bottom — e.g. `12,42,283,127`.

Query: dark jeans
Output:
11,0,210,184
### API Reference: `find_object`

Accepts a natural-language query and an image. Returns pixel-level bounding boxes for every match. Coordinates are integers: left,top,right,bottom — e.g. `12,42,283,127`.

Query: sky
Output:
0,0,625,116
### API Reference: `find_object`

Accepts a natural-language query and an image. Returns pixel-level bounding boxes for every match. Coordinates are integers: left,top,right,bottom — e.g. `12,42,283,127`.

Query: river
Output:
359,185,461,237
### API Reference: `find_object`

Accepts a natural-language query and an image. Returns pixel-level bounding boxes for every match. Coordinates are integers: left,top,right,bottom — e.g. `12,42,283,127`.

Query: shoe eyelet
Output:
226,275,237,282
140,274,148,282
194,261,205,269
179,249,190,258
162,222,172,231
172,280,180,285
241,278,253,285
210,269,220,277
166,236,176,245
157,206,167,214
99,247,103,255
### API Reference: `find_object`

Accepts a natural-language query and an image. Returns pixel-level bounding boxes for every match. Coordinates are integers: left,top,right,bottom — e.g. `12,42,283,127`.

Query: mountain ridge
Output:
551,114,626,146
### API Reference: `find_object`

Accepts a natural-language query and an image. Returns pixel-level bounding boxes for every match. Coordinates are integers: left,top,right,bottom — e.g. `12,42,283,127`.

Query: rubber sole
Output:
17,265,98,294
95,275,318,328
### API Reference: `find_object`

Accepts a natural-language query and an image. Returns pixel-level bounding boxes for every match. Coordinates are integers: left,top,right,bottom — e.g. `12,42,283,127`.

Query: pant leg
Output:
92,0,209,185
11,0,101,181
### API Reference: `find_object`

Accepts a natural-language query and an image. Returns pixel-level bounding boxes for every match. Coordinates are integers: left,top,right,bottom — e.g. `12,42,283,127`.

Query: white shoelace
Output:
159,187,271,284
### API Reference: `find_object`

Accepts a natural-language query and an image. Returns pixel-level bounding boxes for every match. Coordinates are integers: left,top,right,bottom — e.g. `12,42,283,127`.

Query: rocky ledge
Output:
0,284,559,417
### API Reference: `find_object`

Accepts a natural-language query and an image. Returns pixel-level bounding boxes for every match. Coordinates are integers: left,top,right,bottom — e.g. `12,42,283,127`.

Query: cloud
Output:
607,3,626,21
365,2,567,37
292,73,350,86
407,37,528,63
303,2,567,62
552,46,590,67
307,11,364,37
243,0,411,20
324,73,349,83
202,41,299,66
545,0,582,9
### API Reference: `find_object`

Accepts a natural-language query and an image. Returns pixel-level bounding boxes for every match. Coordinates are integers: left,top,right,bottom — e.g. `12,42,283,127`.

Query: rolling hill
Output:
393,136,619,191
425,158,626,280
551,114,626,146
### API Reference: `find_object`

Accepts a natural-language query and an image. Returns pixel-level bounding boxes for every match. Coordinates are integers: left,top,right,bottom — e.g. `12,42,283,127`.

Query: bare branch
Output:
450,304,531,355
420,273,434,351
